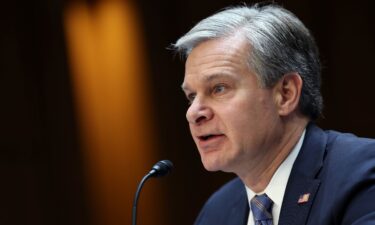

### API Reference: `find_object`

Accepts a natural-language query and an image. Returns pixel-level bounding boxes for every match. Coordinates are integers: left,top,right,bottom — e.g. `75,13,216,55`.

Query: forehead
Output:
186,35,249,70
182,35,252,90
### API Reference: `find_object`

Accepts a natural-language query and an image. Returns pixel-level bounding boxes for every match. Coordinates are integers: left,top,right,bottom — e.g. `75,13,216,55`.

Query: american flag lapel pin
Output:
297,193,310,204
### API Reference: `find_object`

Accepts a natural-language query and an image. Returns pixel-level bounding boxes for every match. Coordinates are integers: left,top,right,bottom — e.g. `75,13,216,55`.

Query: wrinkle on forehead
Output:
182,72,238,92
186,35,250,69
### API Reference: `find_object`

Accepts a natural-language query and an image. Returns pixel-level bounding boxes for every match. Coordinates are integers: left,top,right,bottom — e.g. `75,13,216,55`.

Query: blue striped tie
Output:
250,194,273,225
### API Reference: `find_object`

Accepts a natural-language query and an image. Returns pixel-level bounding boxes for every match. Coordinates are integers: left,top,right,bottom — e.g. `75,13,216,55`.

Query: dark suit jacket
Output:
194,124,375,225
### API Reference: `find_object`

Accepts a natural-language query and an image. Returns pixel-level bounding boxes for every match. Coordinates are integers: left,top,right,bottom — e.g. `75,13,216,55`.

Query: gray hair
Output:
174,4,323,120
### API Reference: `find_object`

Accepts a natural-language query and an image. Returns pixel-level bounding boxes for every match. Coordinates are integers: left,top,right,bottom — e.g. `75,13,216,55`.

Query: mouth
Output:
196,133,226,151
198,134,224,141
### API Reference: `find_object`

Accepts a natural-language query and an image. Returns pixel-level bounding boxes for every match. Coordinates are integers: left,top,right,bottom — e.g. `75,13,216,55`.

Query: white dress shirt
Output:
246,130,306,225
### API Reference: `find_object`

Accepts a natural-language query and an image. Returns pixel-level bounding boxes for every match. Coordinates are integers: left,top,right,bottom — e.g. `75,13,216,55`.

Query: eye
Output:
212,84,227,95
186,93,196,104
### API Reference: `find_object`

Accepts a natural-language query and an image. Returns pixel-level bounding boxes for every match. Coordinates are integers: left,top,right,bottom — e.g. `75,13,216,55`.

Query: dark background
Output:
1,0,374,225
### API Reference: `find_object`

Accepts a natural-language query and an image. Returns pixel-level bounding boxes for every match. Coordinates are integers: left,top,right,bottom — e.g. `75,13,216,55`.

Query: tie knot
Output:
250,194,274,223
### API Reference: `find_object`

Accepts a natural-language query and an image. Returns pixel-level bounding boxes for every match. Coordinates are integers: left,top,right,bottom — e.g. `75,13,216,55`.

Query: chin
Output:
202,164,220,172
201,157,229,172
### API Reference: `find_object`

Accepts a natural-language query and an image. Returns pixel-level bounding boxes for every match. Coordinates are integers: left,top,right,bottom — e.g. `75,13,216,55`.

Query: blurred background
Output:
0,0,374,225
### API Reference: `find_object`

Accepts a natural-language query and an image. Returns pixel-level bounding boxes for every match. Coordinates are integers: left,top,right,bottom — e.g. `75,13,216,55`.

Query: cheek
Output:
221,95,276,138
220,103,256,136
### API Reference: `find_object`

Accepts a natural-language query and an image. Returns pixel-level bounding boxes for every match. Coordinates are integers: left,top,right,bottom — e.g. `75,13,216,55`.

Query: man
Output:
174,3,375,225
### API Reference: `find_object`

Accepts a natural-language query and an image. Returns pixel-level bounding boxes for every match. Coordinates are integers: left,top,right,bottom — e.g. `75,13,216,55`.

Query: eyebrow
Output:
181,73,235,92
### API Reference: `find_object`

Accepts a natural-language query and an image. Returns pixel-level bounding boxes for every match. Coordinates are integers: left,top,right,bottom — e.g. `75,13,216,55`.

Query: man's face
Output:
182,36,282,174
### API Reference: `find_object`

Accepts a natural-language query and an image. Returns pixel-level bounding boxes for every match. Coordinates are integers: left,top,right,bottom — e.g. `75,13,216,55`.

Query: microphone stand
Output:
131,160,173,225
132,171,154,225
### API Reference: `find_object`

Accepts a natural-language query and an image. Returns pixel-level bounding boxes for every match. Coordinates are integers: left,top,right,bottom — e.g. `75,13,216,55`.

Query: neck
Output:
239,115,308,193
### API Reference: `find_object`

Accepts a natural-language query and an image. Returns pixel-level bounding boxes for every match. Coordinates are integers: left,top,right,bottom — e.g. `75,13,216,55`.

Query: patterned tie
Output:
250,194,274,225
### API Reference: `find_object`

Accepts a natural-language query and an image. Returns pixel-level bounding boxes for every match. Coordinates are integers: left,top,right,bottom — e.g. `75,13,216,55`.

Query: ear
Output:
273,72,303,116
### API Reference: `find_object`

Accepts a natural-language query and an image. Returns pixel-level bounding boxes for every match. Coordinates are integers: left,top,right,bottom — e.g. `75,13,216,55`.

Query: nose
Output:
186,98,213,125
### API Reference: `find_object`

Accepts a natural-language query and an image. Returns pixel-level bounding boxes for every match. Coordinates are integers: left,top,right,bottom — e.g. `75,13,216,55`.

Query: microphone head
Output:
150,160,173,177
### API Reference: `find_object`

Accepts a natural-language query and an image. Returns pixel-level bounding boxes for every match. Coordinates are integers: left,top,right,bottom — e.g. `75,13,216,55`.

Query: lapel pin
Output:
297,193,310,204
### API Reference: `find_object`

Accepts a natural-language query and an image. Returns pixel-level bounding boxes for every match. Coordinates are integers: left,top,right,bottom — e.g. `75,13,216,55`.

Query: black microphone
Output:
132,160,173,225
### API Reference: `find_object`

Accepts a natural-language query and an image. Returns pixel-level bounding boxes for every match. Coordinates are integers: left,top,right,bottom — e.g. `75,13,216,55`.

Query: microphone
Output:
132,160,173,225
149,160,174,177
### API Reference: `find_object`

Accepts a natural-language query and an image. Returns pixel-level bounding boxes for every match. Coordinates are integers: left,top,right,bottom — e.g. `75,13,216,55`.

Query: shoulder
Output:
324,129,375,167
305,124,375,167
202,177,246,209
194,177,248,225
317,130,375,224
321,130,375,187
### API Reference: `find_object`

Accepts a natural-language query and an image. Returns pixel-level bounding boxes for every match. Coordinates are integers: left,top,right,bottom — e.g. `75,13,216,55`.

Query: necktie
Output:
250,194,274,225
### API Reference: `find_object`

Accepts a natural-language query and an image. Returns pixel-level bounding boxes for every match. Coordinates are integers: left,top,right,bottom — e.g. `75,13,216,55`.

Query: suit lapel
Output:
228,184,249,225
279,178,320,225
279,124,327,225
